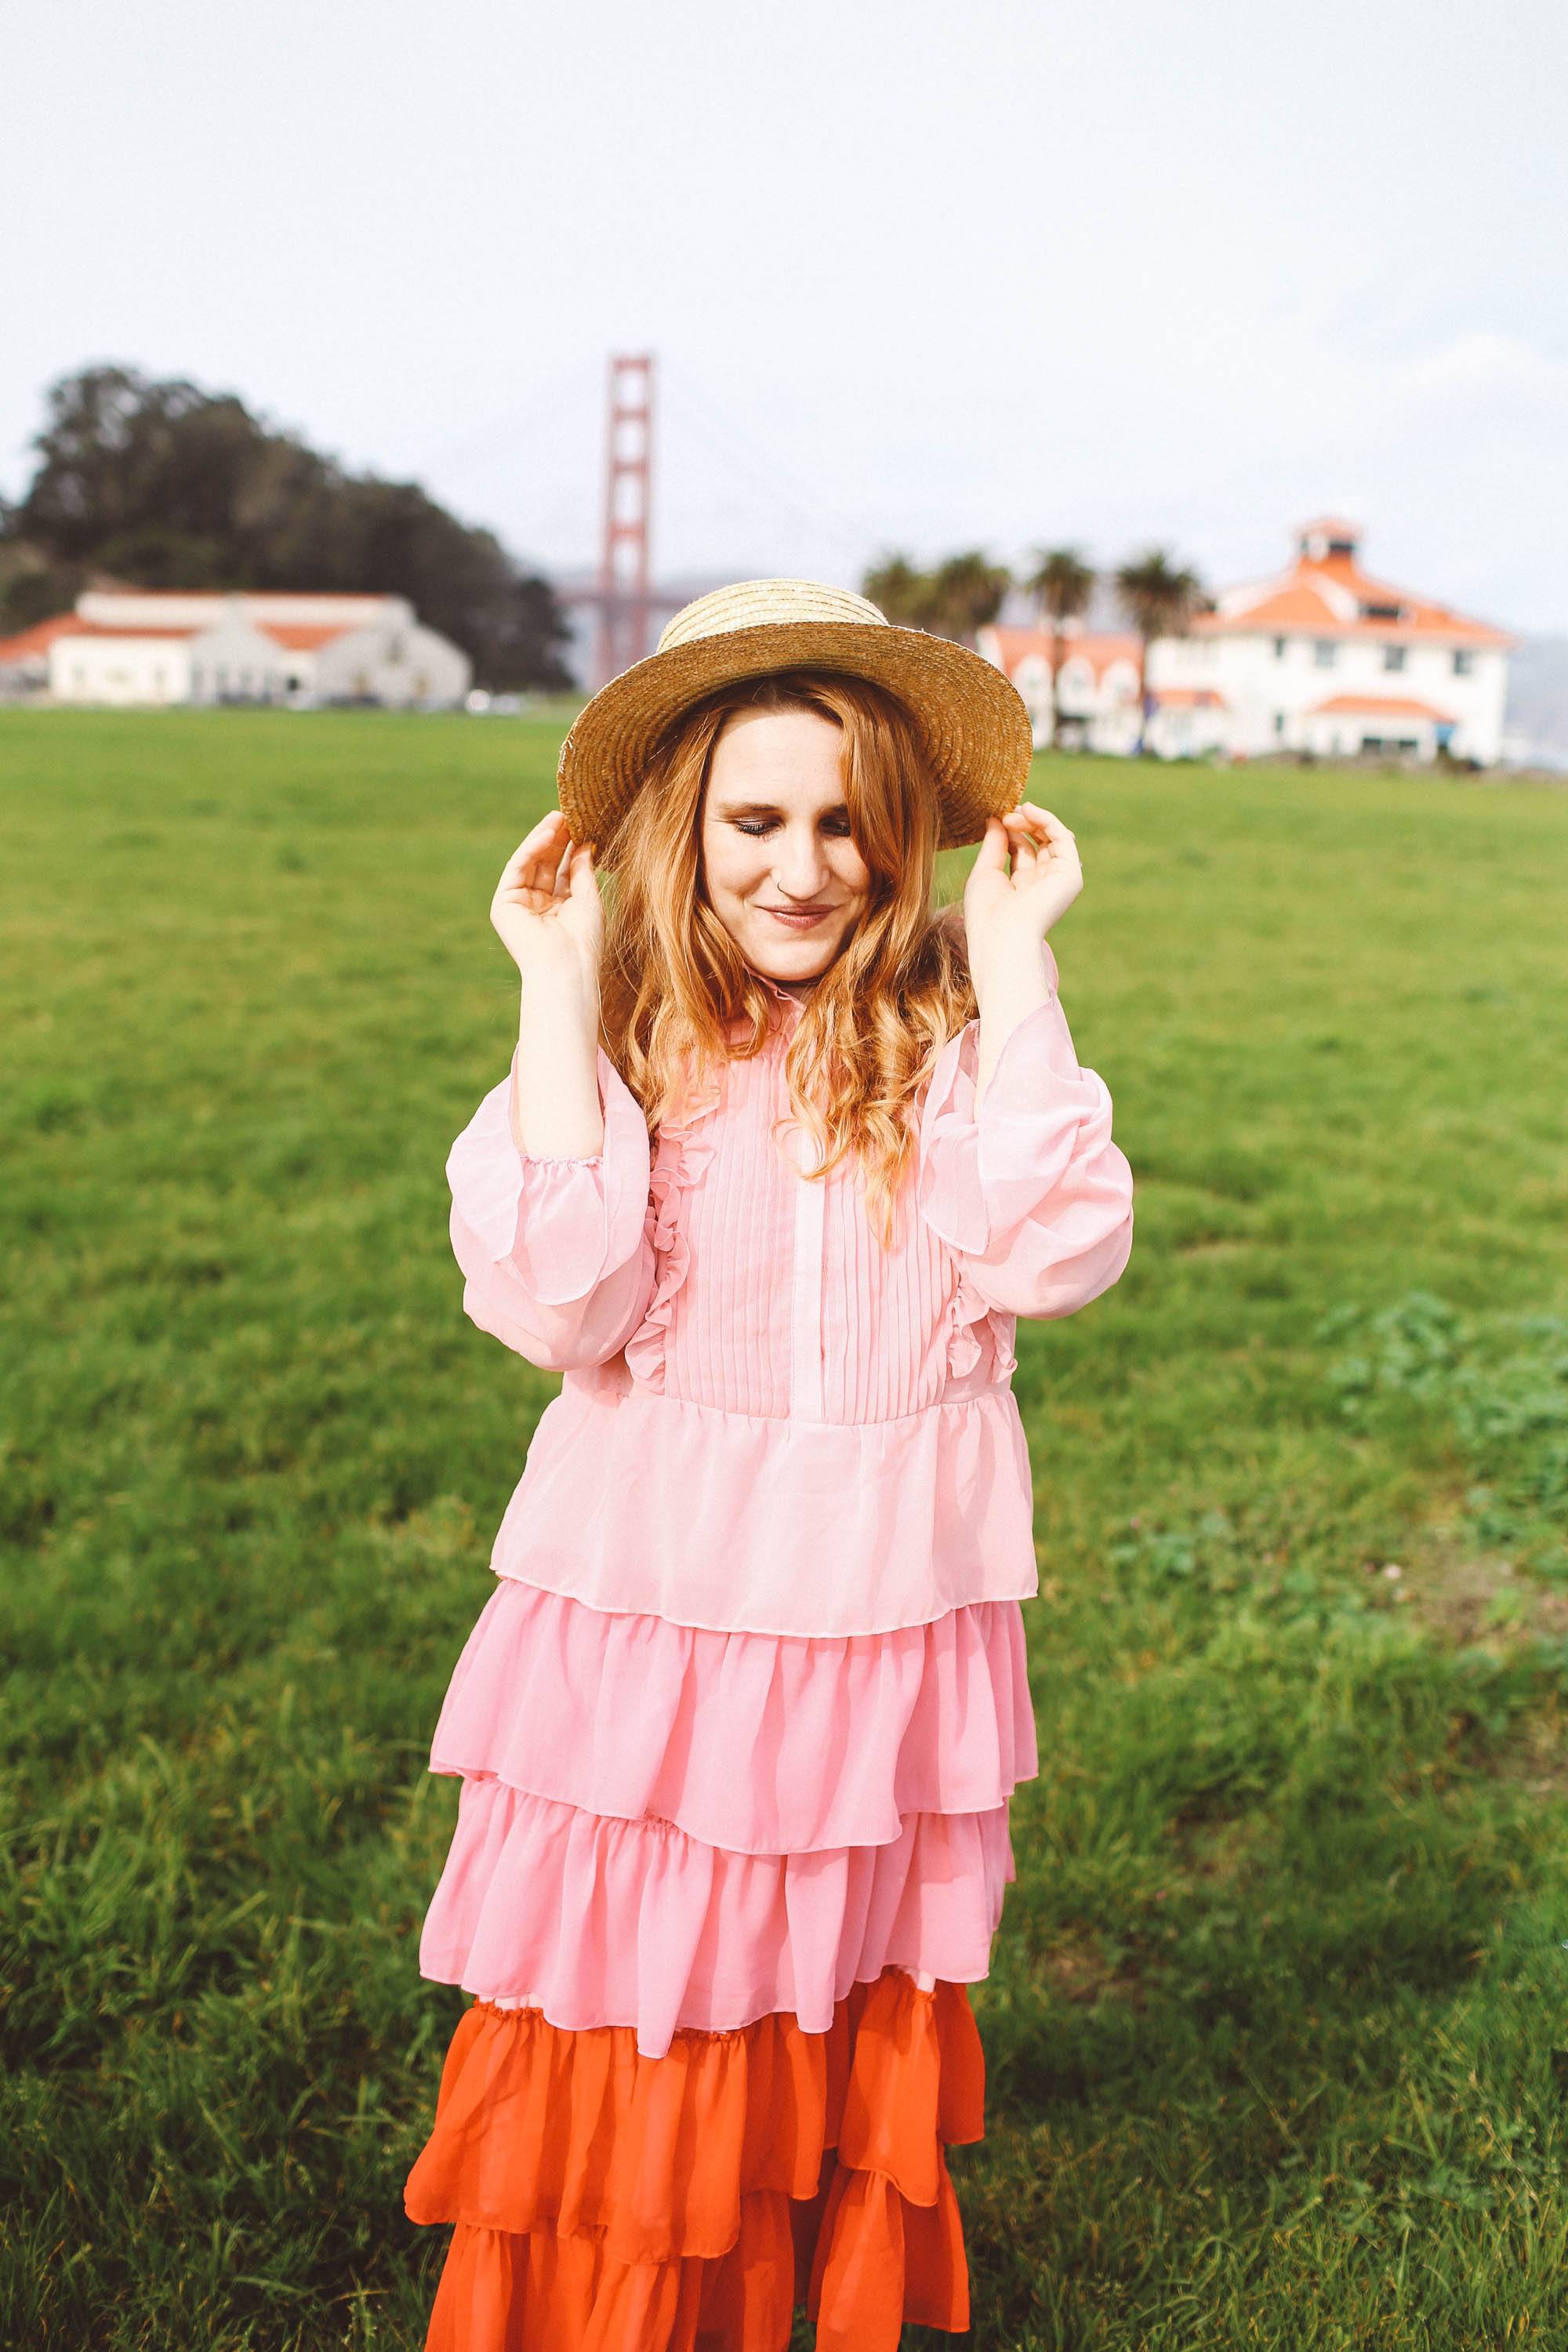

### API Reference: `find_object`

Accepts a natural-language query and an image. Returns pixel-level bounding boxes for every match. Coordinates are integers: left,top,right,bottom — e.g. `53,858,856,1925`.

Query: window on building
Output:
1453,649,1474,676
1273,711,1285,735
1314,641,1337,669
1361,601,1403,622
1383,644,1406,673
191,666,203,696
1273,637,1287,659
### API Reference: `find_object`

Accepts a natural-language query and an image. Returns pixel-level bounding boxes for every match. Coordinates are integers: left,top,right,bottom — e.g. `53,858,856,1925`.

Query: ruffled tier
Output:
405,1962,984,2351
488,1375,1040,1638
430,1576,1039,1855
419,1777,1015,2058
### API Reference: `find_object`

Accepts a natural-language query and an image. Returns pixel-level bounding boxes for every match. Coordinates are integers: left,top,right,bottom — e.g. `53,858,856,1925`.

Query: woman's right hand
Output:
491,811,603,1000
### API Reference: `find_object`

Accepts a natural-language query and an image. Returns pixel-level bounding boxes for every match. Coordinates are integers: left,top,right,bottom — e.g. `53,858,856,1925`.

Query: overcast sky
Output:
7,0,1567,631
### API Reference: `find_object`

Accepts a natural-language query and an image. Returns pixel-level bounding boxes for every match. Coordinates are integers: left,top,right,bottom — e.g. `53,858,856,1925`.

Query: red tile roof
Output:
1153,687,1227,708
0,612,81,661
259,622,358,650
0,612,198,656
1199,532,1512,648
987,626,1142,681
0,604,359,661
1308,695,1457,722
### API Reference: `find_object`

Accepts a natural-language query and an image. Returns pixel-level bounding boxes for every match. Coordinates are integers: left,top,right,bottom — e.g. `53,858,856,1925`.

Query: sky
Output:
6,0,1568,633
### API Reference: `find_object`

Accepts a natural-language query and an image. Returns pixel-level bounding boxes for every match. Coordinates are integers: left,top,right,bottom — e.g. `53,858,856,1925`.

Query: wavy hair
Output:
598,668,977,1241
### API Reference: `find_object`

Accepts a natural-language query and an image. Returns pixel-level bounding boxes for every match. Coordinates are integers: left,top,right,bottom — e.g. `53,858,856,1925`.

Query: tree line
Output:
0,365,575,691
864,543,1205,747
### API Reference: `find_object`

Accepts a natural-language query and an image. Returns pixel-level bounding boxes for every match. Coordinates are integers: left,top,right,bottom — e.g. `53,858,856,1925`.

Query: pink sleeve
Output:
445,1043,656,1371
915,945,1134,1320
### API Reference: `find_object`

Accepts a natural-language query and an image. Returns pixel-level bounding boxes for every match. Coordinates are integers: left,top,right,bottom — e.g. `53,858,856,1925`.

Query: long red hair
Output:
598,669,976,1240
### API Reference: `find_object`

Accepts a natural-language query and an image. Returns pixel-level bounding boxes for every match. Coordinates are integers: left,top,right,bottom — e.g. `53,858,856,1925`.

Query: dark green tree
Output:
862,556,940,629
2,363,573,690
926,553,1011,646
862,551,1011,646
1023,546,1096,746
1113,547,1204,753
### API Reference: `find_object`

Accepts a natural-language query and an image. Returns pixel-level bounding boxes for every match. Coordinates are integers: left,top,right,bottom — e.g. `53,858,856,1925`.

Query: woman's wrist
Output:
970,930,1054,1015
511,967,605,1158
971,934,1055,1106
517,958,600,1037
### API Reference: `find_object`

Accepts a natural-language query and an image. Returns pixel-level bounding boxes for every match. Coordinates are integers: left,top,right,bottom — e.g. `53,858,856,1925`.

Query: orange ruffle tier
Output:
405,1962,985,2350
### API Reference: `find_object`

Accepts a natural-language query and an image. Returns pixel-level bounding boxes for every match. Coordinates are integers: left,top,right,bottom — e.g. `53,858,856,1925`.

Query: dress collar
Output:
721,969,809,1044
749,969,812,1019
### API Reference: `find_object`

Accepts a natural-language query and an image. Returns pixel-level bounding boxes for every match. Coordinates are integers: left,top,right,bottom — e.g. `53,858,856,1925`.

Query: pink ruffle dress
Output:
405,941,1134,2347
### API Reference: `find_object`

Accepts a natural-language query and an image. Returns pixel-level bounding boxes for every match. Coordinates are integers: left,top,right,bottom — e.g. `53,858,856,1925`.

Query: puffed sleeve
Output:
445,1042,657,1371
916,942,1134,1319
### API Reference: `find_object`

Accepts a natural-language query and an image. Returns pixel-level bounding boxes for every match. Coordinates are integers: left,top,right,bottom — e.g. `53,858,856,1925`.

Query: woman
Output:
403,579,1135,2349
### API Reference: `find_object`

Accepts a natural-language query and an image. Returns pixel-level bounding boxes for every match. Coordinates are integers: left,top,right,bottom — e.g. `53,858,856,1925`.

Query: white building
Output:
0,590,471,709
980,521,1515,765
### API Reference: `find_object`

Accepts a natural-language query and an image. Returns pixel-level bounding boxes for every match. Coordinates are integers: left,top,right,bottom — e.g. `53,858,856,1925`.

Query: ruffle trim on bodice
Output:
417,1777,1015,2058
430,1578,1038,1856
944,1274,1018,1383
405,1964,984,2350
624,1060,724,1390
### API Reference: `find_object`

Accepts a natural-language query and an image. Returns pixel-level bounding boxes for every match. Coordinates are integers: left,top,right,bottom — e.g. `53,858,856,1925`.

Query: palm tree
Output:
862,556,938,630
927,551,1012,647
864,553,1011,648
1114,548,1203,754
1024,546,1095,746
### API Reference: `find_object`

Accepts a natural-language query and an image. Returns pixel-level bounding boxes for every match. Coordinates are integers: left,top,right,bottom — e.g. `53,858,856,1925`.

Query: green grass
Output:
3,708,1567,2350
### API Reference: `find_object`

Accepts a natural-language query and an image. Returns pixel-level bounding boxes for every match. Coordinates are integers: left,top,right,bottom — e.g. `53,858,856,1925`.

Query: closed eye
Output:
731,813,854,839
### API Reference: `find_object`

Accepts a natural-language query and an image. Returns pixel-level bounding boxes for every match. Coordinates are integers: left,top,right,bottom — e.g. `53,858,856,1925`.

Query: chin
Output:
748,934,845,984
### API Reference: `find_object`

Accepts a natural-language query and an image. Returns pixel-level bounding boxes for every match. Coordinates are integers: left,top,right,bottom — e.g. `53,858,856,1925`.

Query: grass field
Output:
3,707,1567,2350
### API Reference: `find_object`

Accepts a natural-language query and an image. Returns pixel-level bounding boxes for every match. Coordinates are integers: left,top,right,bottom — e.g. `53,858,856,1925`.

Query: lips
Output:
759,904,835,927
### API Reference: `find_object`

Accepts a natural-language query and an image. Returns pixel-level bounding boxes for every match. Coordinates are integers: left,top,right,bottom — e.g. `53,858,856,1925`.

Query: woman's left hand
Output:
963,803,1083,989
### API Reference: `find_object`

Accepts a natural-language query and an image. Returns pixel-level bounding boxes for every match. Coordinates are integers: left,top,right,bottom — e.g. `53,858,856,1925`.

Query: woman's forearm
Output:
509,967,605,1159
972,938,1055,1107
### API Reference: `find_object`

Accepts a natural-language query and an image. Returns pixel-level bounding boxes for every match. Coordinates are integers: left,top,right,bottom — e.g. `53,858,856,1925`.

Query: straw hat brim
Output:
556,619,1035,867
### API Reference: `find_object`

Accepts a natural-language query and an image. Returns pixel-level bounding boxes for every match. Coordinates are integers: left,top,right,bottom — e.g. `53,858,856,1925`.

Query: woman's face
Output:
699,706,872,988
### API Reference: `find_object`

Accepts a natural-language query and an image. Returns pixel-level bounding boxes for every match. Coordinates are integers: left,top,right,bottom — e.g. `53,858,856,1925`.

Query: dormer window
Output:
1361,601,1403,622
1298,519,1363,564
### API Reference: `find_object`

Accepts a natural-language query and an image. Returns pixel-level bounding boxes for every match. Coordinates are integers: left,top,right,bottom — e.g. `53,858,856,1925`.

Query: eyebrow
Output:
710,798,851,819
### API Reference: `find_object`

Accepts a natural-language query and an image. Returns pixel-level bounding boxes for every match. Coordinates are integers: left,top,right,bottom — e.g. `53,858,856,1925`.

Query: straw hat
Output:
556,579,1034,867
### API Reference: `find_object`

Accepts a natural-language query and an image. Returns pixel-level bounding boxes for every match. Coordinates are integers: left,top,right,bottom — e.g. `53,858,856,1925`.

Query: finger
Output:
499,813,571,896
968,815,1011,876
567,840,600,903
501,811,569,872
1011,802,1073,848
